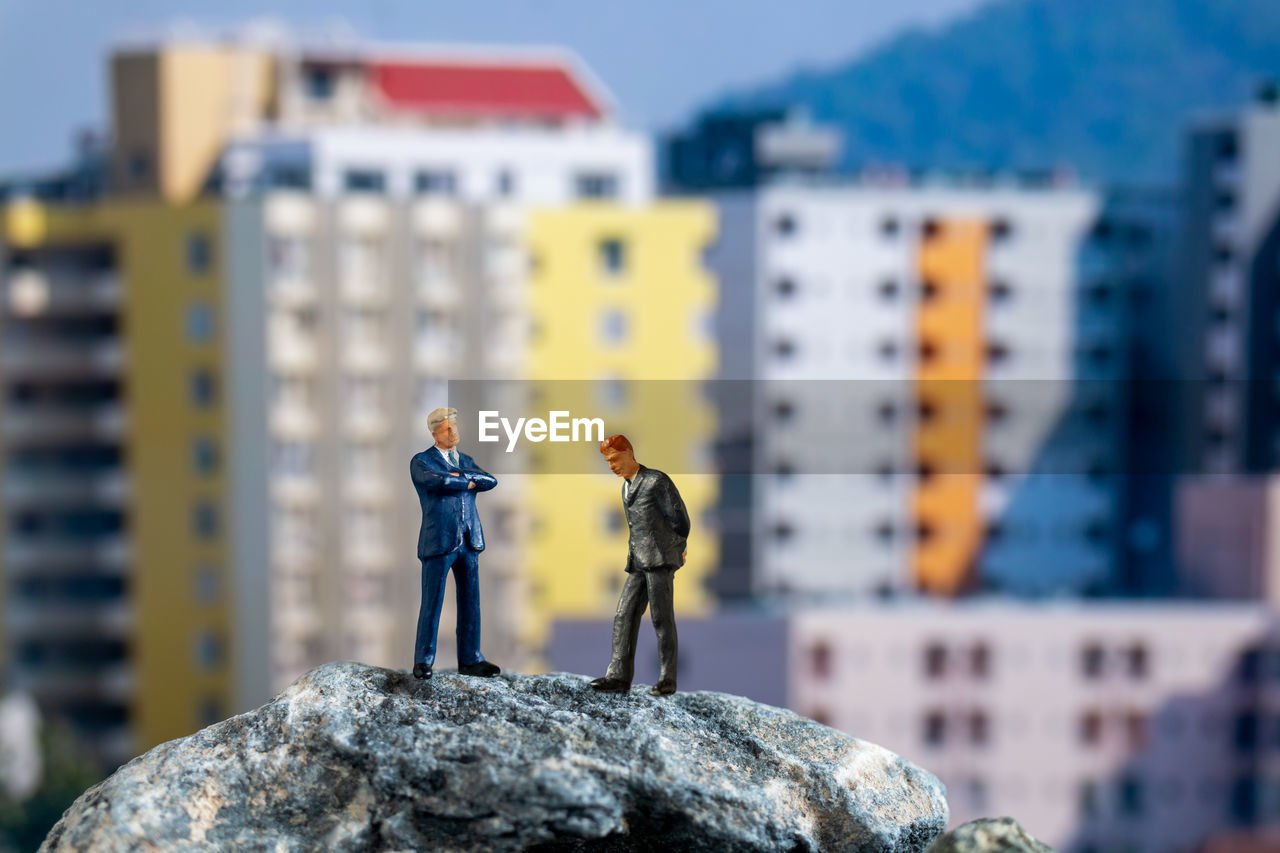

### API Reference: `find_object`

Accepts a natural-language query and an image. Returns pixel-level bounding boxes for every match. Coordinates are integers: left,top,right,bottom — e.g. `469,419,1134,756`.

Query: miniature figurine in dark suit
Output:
409,407,501,680
590,434,689,696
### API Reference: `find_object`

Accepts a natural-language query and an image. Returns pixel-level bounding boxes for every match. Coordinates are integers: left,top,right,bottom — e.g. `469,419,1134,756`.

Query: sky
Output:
0,0,986,174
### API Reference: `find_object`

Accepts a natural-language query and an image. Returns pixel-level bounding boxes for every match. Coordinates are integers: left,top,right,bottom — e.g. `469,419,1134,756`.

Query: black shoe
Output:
413,662,432,680
589,676,631,693
649,679,676,696
458,660,501,677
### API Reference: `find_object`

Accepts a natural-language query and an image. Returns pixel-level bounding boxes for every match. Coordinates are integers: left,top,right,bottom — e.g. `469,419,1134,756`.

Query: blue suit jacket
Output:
410,448,498,559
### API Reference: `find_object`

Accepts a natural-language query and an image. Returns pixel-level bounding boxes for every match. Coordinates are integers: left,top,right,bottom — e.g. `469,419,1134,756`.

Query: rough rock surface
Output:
42,662,948,852
925,818,1055,852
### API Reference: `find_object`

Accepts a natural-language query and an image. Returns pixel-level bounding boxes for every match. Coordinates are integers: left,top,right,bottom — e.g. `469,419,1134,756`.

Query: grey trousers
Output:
605,568,678,684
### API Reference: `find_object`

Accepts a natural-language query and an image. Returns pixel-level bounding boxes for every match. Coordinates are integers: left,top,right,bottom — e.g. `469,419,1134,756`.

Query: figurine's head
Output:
428,407,460,450
600,434,639,479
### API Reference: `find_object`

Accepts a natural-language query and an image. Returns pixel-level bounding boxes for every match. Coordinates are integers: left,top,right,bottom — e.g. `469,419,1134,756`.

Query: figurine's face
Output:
433,417,460,449
603,448,637,478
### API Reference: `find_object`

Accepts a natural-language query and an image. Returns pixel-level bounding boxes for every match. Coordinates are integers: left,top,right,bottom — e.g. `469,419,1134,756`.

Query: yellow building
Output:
0,198,233,760
521,202,719,655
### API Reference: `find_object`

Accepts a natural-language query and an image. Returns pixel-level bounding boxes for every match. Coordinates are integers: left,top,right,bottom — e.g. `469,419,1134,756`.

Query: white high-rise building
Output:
707,180,1128,600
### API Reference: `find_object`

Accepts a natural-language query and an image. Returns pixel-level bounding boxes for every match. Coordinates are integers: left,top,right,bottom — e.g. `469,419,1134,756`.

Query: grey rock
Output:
925,818,1055,853
42,662,948,852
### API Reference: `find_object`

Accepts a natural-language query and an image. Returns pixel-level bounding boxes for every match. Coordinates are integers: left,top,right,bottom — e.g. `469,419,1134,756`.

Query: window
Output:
1079,780,1100,817
186,303,215,344
575,172,618,199
880,217,900,238
189,369,218,408
340,237,384,284
969,711,989,745
600,310,628,344
971,643,991,678
603,508,624,534
416,239,456,285
810,641,832,679
771,521,795,542
1126,643,1149,679
1082,643,1106,678
1234,712,1259,752
343,169,386,194
774,213,797,237
920,280,941,303
191,437,219,476
345,441,384,480
1126,711,1148,749
270,165,311,191
773,339,796,360
269,235,310,281
305,66,336,100
495,169,515,197
186,232,211,275
195,565,220,605
599,239,626,277
989,280,1013,304
773,400,795,421
414,170,457,196
775,277,797,299
345,377,385,416
877,340,899,362
274,441,314,477
878,279,900,301
990,218,1014,243
194,630,222,669
200,697,223,727
193,502,219,540
1118,775,1144,817
597,378,627,409
1080,710,1104,745
923,711,946,746
924,643,947,679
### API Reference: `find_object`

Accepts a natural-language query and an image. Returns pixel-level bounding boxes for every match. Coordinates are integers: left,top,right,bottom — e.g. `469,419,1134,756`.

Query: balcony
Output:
2,470,129,506
268,276,319,309
339,279,390,307
271,475,320,507
1,340,123,377
5,600,131,637
1,403,126,444
345,408,391,440
345,475,392,504
345,539,394,569
485,203,524,236
342,339,391,374
416,281,460,310
485,245,526,281
414,341,456,373
268,334,319,373
3,537,131,573
10,663,134,701
269,402,319,440
4,270,121,317
412,200,461,236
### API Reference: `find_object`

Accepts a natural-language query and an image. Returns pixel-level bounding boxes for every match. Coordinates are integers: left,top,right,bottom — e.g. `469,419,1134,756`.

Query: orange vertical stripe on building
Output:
912,220,987,596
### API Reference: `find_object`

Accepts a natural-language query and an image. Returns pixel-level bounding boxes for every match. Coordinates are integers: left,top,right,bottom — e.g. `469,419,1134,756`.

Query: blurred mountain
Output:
705,0,1280,182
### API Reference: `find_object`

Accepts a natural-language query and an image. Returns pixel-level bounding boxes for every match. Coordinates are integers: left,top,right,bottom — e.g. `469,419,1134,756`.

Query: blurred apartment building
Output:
703,180,1154,600
1172,87,1280,479
551,602,1280,852
0,32,717,762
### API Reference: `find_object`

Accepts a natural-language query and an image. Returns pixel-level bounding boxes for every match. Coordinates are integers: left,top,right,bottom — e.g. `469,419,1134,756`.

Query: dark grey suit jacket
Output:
622,465,690,572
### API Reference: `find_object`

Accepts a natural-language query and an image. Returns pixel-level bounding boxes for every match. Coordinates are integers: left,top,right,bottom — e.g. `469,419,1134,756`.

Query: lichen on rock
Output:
42,662,949,851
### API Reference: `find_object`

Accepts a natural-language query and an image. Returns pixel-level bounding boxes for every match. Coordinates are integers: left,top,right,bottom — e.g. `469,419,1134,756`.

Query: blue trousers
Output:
414,545,485,667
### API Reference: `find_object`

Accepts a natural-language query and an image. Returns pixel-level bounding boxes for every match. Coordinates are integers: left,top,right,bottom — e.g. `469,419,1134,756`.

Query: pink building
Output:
551,602,1279,852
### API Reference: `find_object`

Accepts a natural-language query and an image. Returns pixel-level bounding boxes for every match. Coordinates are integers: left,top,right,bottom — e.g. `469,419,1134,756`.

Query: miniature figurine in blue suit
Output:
410,407,501,680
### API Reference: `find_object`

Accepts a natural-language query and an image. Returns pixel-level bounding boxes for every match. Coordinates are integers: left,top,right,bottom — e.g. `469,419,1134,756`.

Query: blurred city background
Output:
0,0,1278,850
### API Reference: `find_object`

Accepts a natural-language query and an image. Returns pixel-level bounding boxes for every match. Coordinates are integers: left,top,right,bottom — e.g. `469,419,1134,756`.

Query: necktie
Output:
449,450,459,468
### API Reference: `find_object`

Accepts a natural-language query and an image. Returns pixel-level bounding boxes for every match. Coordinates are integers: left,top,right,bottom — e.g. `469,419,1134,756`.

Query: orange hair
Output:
600,434,634,455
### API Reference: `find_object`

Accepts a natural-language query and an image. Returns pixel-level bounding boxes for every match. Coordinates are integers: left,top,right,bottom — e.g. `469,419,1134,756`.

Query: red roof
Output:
369,60,603,120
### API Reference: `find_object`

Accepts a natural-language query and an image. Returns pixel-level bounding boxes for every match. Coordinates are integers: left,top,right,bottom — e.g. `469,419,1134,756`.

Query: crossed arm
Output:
411,455,499,494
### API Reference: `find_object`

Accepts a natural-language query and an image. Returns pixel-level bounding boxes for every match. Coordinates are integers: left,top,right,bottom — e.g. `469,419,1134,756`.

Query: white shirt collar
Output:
435,446,458,466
